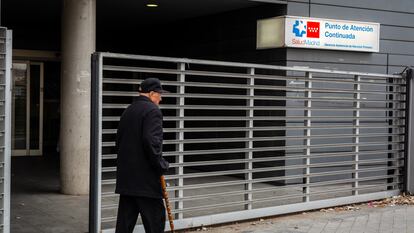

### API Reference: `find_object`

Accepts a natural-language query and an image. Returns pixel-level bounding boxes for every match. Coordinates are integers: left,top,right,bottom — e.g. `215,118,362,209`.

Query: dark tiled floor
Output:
11,156,88,233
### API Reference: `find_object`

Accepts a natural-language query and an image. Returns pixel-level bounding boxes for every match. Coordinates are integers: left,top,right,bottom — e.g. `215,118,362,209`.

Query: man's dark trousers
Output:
115,195,166,233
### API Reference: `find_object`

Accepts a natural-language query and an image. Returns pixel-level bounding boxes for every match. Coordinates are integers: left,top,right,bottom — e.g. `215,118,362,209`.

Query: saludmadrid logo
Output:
292,20,321,46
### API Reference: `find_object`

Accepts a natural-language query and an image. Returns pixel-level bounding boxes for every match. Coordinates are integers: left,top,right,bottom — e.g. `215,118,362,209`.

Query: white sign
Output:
257,16,380,52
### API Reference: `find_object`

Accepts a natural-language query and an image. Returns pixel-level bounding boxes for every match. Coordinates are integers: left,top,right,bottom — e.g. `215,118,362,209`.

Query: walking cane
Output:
161,175,174,232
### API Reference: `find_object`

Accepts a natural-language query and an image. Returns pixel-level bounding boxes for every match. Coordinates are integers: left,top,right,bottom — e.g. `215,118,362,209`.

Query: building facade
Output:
1,0,414,231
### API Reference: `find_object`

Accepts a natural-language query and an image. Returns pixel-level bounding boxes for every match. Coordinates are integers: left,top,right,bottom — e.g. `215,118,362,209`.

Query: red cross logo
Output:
307,21,320,38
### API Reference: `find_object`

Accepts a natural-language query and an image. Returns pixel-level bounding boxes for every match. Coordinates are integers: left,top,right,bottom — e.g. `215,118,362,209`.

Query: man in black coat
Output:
115,78,169,233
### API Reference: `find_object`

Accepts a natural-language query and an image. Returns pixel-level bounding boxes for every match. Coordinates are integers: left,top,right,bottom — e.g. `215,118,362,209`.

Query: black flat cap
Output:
139,78,169,93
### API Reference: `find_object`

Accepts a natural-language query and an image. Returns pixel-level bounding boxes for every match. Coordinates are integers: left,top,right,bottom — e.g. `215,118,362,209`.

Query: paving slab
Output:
182,205,414,233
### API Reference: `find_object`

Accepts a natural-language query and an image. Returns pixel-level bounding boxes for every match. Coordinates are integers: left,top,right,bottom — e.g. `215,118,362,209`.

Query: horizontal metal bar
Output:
103,104,132,109
172,156,403,169
157,105,405,111
101,142,115,147
167,181,398,203
169,154,403,169
102,116,404,122
102,157,402,174
101,205,118,211
165,172,401,192
101,93,405,105
103,67,401,85
102,125,404,135
102,154,117,160
162,133,404,145
168,160,399,180
102,148,403,161
101,167,400,187
308,77,404,87
172,150,403,168
103,85,406,96
101,216,117,223
166,183,399,214
101,157,399,176
101,93,406,105
100,175,399,200
167,142,404,156
103,77,406,91
102,144,402,157
162,116,404,122
102,102,407,112
100,53,401,78
161,125,404,133
101,140,403,154
102,124,404,137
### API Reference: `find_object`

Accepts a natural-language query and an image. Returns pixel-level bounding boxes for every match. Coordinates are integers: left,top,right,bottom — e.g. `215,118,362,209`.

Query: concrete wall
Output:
97,4,287,65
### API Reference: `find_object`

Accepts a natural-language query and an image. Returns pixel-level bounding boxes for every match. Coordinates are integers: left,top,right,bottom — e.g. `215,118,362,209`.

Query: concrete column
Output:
60,0,95,195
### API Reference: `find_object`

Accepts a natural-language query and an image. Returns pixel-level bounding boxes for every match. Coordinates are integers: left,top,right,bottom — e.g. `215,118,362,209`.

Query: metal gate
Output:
0,27,12,233
90,52,408,233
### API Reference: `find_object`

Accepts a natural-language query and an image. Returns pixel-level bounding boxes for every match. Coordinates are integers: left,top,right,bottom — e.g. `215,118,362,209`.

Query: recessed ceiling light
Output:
146,3,158,7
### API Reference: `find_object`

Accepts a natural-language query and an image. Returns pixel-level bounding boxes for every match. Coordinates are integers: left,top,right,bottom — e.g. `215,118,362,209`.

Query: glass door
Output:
12,61,44,156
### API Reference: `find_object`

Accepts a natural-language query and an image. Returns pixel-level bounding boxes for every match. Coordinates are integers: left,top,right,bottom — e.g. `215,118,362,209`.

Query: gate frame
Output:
90,53,102,233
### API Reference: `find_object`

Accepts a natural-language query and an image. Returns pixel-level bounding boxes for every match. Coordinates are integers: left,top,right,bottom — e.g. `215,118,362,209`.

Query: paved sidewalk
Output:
183,204,414,233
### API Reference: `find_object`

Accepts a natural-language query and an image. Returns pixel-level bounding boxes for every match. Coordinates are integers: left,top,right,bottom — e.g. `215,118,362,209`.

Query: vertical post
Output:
26,63,31,155
387,77,397,190
3,29,12,233
303,72,311,202
353,75,361,195
245,68,254,210
175,63,185,219
405,68,414,193
89,53,102,233
393,77,404,190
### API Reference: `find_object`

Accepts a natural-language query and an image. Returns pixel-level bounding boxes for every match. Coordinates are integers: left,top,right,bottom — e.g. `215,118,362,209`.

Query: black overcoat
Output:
115,96,169,198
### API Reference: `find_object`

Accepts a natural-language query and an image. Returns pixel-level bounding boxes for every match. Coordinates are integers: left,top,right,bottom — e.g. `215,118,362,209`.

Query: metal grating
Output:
90,53,407,233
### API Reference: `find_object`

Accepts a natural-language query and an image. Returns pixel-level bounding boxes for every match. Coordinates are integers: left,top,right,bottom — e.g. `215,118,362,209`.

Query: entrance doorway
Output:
11,61,44,156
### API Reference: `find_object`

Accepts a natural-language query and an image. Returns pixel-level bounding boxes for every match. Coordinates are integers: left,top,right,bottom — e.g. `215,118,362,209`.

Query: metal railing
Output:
90,52,408,233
